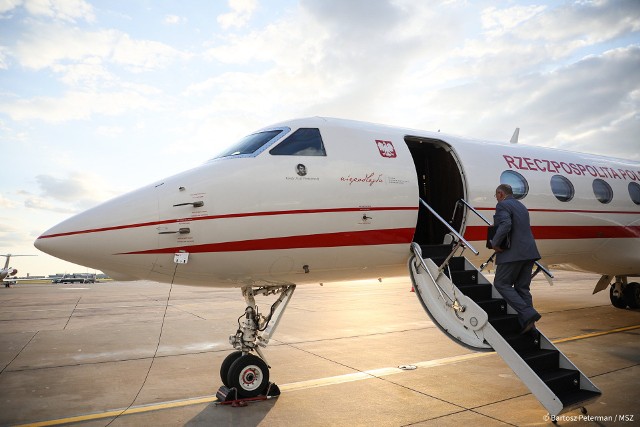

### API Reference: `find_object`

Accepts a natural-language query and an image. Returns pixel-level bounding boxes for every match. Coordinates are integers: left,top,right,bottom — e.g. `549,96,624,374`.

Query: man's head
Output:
495,184,513,202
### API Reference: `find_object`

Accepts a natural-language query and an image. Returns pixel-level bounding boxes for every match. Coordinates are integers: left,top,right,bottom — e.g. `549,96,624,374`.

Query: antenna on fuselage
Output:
510,128,520,144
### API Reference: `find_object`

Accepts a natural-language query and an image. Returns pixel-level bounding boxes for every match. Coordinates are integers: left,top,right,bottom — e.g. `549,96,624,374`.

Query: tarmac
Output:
0,270,638,426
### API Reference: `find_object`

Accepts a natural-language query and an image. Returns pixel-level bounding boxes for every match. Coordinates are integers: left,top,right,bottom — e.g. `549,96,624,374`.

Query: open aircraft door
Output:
404,135,467,245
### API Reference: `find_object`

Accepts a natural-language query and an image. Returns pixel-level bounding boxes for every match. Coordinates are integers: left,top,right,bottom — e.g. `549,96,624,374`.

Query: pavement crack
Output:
168,304,208,320
0,331,38,376
63,297,82,330
402,408,517,427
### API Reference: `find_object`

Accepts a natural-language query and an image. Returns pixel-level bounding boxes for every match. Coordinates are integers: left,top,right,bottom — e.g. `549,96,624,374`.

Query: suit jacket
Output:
492,195,541,264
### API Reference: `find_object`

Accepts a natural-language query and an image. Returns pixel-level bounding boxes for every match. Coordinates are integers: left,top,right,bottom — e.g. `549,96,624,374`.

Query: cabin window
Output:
550,175,574,202
500,170,528,199
629,182,640,205
592,179,613,204
213,129,287,159
270,128,326,156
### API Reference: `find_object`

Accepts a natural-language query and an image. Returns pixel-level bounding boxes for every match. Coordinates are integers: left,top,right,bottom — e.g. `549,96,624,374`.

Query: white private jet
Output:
1,254,36,286
34,117,639,415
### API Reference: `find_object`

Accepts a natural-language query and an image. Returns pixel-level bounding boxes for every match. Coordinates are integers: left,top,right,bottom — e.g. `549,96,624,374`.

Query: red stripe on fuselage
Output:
118,228,417,255
474,207,640,215
464,225,640,241
37,207,419,239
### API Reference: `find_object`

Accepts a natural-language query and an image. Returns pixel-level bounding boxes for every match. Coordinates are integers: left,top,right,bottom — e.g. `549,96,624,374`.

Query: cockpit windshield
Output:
212,129,286,159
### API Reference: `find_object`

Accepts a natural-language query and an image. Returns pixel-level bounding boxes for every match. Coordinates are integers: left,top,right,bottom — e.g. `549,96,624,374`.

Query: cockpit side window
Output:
213,129,286,159
269,128,326,156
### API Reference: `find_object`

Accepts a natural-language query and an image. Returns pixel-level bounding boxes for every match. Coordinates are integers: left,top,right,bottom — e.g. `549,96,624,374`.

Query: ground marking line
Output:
15,324,640,427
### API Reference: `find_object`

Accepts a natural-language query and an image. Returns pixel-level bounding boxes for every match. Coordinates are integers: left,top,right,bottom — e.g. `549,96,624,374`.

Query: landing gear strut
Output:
218,285,295,400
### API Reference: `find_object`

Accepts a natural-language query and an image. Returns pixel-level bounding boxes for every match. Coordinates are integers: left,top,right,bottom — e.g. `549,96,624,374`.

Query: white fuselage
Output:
34,117,640,287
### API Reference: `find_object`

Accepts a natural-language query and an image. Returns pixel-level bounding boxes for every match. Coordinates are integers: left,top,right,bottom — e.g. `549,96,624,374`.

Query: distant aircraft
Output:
34,117,639,415
1,254,36,286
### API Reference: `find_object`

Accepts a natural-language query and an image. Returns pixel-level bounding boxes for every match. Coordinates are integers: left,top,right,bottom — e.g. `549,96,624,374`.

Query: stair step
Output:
430,257,466,271
489,314,521,334
451,270,479,285
448,257,466,271
456,283,492,300
521,349,559,372
539,368,580,395
476,299,508,316
502,331,540,352
420,244,453,259
556,389,601,409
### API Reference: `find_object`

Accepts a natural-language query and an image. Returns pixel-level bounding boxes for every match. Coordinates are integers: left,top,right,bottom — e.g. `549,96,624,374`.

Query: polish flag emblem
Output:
376,140,397,158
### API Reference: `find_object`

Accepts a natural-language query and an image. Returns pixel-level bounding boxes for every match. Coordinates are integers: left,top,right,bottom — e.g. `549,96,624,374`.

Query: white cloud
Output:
0,222,16,233
0,0,23,15
24,0,94,22
24,197,77,214
111,33,189,72
53,58,114,87
0,89,158,122
14,22,187,73
217,0,258,29
164,14,186,25
481,5,547,38
36,173,93,202
513,0,640,44
28,172,117,211
0,45,10,69
96,125,124,136
410,45,640,160
195,0,640,155
0,194,18,208
0,222,33,246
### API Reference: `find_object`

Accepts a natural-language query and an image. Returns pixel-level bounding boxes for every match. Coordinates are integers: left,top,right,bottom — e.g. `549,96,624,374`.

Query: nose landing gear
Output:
217,284,295,402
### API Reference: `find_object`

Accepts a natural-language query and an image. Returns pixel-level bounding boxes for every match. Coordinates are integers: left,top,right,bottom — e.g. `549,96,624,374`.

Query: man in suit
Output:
491,184,542,334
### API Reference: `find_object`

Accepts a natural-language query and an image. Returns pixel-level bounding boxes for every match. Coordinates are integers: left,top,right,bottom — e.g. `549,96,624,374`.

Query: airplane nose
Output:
34,184,161,279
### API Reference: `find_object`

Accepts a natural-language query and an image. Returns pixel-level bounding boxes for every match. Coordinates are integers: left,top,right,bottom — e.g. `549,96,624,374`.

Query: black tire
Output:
219,351,243,387
610,285,627,309
623,282,640,309
226,354,269,398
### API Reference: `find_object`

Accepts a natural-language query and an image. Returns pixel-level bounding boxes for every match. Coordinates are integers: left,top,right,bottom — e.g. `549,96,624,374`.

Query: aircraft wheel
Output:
623,282,640,309
227,354,269,398
219,351,243,387
610,285,627,309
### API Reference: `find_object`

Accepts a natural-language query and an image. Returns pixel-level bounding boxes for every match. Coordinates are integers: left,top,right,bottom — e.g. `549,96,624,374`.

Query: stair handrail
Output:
410,242,464,313
454,199,554,279
420,198,479,256
455,198,491,226
411,243,453,305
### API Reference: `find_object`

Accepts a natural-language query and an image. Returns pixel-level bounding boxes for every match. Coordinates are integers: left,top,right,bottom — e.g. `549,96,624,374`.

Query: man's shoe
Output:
520,313,542,334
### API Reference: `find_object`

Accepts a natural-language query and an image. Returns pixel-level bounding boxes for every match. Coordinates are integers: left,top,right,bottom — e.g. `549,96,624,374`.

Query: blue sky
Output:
1,0,639,276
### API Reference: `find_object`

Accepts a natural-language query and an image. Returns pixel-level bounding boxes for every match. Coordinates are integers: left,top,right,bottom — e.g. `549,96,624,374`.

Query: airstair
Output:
409,199,601,417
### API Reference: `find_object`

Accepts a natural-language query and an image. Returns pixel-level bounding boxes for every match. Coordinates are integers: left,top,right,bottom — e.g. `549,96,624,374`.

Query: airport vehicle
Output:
1,254,36,286
34,117,640,415
51,273,96,284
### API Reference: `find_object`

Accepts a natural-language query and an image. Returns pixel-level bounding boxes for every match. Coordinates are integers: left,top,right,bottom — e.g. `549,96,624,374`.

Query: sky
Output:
1,0,639,277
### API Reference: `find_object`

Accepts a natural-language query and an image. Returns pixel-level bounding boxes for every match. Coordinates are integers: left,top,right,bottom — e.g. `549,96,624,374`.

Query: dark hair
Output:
496,184,513,195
